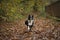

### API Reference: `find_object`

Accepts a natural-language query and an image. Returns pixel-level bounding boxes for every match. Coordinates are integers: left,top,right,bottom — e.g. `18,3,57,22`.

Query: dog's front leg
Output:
27,26,30,31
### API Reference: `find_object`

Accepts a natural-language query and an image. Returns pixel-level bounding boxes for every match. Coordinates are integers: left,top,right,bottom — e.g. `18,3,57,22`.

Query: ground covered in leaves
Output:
0,17,60,40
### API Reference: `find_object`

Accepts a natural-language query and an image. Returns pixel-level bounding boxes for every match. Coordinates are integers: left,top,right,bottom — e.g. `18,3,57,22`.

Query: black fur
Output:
25,15,34,31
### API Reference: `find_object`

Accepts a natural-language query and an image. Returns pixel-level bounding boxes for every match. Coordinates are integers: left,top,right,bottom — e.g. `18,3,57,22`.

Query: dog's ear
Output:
32,15,33,17
32,15,34,17
28,14,31,20
31,15,34,19
28,14,30,17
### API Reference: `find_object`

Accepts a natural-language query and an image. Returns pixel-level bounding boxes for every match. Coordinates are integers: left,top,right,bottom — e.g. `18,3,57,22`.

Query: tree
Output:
1,0,55,21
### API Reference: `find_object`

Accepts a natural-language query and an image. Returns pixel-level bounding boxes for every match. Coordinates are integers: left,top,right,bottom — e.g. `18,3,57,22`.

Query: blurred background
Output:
0,0,60,22
0,0,60,40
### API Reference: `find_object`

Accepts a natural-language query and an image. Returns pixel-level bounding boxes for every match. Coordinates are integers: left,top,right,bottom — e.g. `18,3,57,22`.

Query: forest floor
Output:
0,16,60,40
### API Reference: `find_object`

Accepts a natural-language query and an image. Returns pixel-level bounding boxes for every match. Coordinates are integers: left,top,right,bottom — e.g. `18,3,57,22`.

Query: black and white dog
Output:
25,15,34,31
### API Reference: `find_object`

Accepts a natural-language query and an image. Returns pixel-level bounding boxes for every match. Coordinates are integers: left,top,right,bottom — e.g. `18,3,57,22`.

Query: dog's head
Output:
28,15,34,20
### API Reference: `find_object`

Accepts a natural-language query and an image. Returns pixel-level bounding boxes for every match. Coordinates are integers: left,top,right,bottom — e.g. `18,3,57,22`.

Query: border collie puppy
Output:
25,15,34,31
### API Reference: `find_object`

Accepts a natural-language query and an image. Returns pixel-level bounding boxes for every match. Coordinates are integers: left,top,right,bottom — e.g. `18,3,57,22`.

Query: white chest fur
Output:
28,20,34,25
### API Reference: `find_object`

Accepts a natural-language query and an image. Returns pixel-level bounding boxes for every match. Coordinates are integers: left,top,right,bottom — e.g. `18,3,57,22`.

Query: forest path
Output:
0,17,60,40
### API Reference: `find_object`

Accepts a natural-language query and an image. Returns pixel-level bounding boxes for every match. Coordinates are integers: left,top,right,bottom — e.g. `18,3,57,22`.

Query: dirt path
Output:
0,17,60,40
